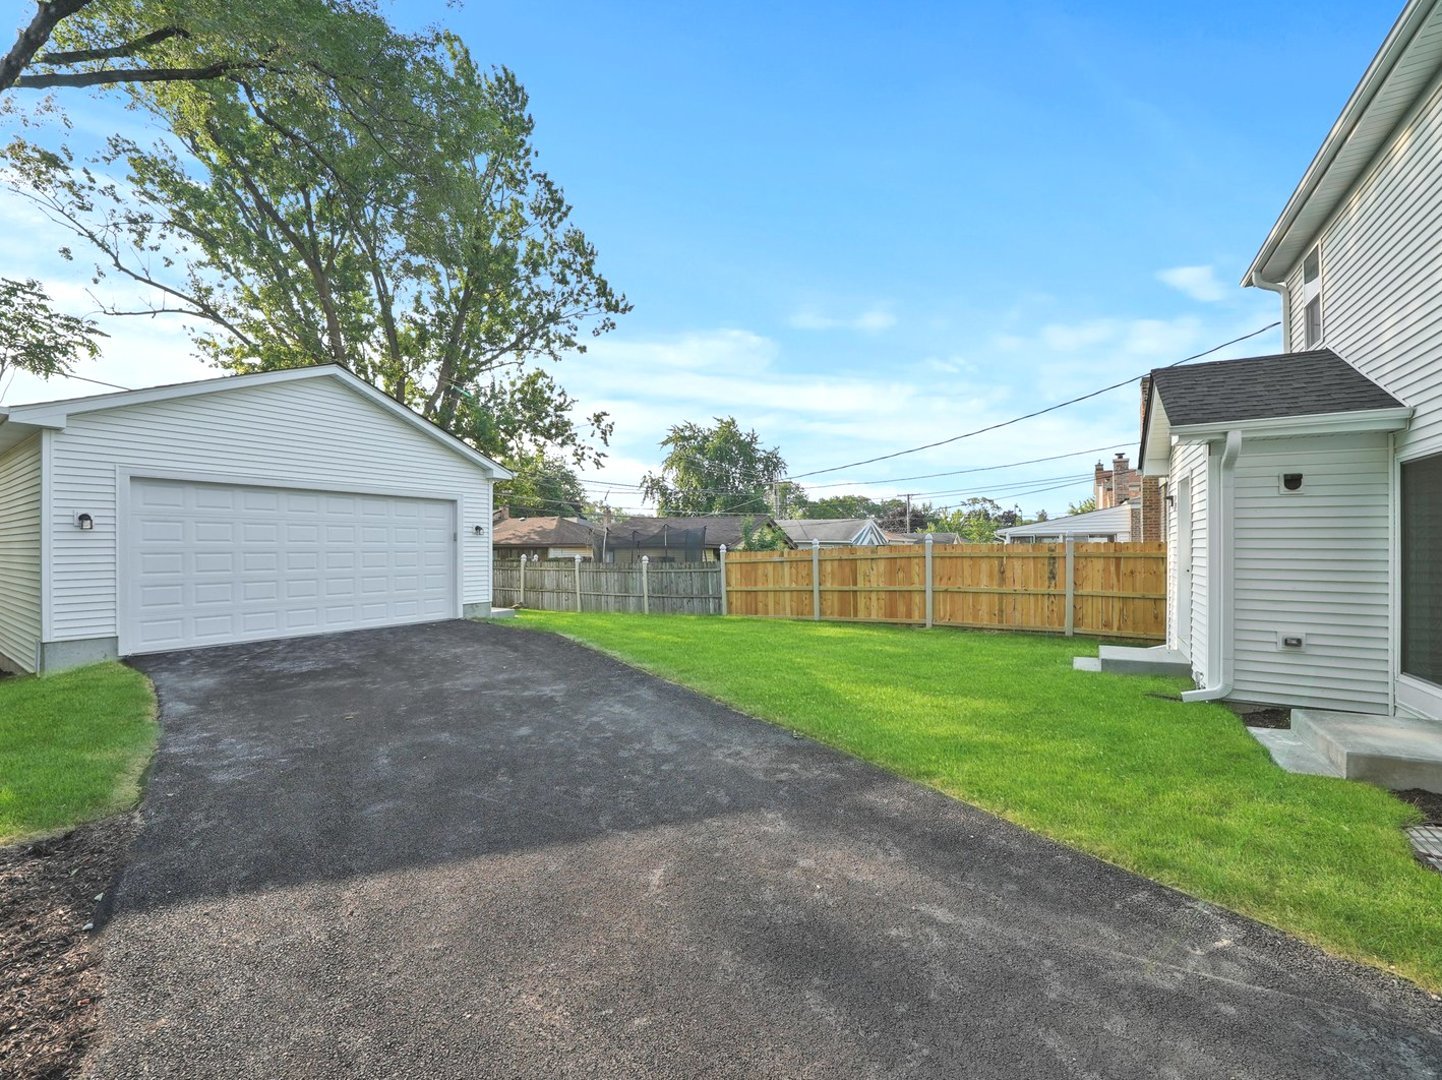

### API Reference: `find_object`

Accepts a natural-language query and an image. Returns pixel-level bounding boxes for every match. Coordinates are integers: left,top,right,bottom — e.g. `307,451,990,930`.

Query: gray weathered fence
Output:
493,557,721,615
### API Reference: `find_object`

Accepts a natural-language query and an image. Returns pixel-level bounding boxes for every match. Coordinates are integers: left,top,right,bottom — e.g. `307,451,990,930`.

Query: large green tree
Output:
0,276,104,385
640,417,788,516
497,450,587,518
5,3,628,466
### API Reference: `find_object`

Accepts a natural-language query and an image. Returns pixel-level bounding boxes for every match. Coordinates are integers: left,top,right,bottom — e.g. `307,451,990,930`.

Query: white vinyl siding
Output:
0,435,42,671
1231,433,1391,710
47,376,493,642
1305,72,1442,460
1168,440,1208,682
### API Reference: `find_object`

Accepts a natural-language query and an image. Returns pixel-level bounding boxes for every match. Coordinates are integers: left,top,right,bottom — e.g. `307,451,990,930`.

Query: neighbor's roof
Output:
776,518,877,544
1246,0,1442,284
884,531,962,545
0,364,511,476
604,515,783,550
492,516,596,548
997,505,1132,539
1150,349,1404,428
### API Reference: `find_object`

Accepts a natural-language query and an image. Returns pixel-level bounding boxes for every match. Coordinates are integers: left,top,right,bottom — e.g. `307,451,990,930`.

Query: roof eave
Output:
1170,406,1413,443
1244,0,1439,286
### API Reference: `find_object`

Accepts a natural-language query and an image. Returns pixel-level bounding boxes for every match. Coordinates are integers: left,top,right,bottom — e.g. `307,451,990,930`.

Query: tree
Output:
3,1,393,94
790,493,885,520
936,497,1021,543
739,518,790,551
640,418,787,516
5,14,629,467
0,276,104,384
1068,496,1097,515
878,499,932,534
497,450,586,518
1034,509,1049,522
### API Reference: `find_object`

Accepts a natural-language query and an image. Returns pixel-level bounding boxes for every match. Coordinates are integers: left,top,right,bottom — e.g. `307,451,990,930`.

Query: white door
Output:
123,478,456,654
1174,475,1193,658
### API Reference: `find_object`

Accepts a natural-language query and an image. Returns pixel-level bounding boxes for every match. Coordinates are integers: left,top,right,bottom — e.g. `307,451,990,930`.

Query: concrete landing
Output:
1290,709,1442,793
1073,644,1191,677
1248,727,1340,779
476,607,518,620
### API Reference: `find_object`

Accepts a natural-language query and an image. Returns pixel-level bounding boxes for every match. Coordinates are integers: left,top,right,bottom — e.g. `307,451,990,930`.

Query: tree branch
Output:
37,25,190,65
14,60,245,89
0,0,93,91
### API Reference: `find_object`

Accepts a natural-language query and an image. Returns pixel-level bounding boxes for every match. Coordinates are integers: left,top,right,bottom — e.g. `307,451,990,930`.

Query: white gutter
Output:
1182,430,1241,703
1245,276,1292,351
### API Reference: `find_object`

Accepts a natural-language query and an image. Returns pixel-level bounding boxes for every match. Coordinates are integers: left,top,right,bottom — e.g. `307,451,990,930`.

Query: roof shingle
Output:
1150,348,1404,427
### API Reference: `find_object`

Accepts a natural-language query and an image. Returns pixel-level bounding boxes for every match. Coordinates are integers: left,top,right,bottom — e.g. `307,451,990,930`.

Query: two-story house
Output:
1131,0,1442,790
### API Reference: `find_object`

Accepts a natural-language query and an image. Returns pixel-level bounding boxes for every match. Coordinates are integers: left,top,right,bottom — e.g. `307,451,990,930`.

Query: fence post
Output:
641,555,650,615
718,544,728,616
519,555,526,607
811,539,821,621
574,554,583,612
1064,537,1075,637
924,533,934,629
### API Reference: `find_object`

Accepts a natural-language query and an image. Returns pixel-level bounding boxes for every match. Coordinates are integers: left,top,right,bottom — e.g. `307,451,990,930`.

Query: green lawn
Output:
521,611,1442,991
0,663,158,844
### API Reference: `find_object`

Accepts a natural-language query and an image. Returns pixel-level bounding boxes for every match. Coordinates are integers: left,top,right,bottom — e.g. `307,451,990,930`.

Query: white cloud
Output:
789,306,897,333
1157,264,1229,303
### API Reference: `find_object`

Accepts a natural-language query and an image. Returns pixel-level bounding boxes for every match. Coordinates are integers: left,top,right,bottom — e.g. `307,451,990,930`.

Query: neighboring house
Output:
776,518,888,547
599,515,791,563
884,531,962,545
492,515,596,561
0,365,510,674
1135,0,1442,769
1094,447,1163,541
997,505,1133,544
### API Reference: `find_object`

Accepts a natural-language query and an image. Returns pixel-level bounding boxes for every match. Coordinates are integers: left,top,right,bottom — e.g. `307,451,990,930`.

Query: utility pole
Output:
905,492,913,533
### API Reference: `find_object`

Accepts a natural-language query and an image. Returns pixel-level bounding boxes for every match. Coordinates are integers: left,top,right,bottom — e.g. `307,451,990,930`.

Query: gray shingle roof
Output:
776,518,874,543
1150,348,1404,427
493,516,596,548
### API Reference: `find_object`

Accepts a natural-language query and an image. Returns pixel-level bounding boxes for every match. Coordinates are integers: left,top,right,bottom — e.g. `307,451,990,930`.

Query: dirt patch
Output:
0,815,136,1079
1397,788,1442,826
1226,703,1291,730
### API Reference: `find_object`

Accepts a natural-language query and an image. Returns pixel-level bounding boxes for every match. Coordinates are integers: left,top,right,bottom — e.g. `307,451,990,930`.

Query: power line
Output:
779,321,1281,482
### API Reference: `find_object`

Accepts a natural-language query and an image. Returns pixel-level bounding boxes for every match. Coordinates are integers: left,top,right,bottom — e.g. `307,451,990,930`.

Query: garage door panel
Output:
124,478,456,654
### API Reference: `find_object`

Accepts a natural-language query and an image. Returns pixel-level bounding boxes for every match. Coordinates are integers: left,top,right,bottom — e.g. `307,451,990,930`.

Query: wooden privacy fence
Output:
724,541,1167,641
493,557,722,615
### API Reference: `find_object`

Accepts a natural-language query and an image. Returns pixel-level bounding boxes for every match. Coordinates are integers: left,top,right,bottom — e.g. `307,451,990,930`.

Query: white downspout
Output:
1246,272,1292,352
1182,429,1241,703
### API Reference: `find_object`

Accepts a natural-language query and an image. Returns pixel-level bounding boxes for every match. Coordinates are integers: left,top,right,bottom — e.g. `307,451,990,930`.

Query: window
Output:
1301,245,1323,347
1402,454,1442,687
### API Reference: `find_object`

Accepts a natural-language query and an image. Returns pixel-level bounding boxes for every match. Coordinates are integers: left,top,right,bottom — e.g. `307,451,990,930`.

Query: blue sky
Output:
1,1,1402,515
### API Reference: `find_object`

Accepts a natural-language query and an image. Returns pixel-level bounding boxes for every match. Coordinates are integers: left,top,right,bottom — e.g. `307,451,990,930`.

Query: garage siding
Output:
0,434,43,671
1168,440,1208,685
47,376,493,642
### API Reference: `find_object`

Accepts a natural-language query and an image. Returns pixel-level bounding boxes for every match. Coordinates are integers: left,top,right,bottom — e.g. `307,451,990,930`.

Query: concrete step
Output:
1290,709,1442,793
1247,727,1341,779
1093,644,1192,677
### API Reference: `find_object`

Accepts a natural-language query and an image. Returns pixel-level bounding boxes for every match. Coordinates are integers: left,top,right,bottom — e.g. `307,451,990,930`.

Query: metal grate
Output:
1405,824,1442,873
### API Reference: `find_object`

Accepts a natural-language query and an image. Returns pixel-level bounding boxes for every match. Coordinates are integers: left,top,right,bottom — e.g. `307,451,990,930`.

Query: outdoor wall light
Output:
76,513,93,531
473,524,485,536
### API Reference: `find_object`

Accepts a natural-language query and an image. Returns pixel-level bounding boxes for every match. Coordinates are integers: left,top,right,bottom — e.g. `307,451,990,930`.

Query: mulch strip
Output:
1397,788,1442,826
0,815,137,1079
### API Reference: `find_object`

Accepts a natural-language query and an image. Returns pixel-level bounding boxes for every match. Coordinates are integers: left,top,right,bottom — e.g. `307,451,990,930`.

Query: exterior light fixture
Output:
473,524,485,536
76,513,94,531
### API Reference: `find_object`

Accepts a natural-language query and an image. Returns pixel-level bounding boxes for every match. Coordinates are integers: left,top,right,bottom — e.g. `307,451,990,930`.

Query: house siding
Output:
0,435,43,672
1168,440,1208,683
1309,71,1442,460
46,376,493,643
1231,433,1391,711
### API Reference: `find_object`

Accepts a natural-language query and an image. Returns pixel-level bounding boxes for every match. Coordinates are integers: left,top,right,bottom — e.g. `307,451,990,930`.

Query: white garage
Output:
0,365,510,673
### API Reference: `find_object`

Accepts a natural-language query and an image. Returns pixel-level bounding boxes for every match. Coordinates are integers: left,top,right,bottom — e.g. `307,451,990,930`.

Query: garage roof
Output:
0,365,511,477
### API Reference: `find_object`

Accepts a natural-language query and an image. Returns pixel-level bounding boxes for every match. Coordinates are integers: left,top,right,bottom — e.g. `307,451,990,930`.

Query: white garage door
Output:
123,478,456,654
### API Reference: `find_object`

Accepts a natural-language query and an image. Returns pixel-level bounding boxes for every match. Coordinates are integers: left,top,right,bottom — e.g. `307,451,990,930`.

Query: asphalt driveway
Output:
93,620,1441,1078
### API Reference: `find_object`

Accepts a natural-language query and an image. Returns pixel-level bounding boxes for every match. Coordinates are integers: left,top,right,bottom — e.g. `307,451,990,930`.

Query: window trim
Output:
1300,244,1324,347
